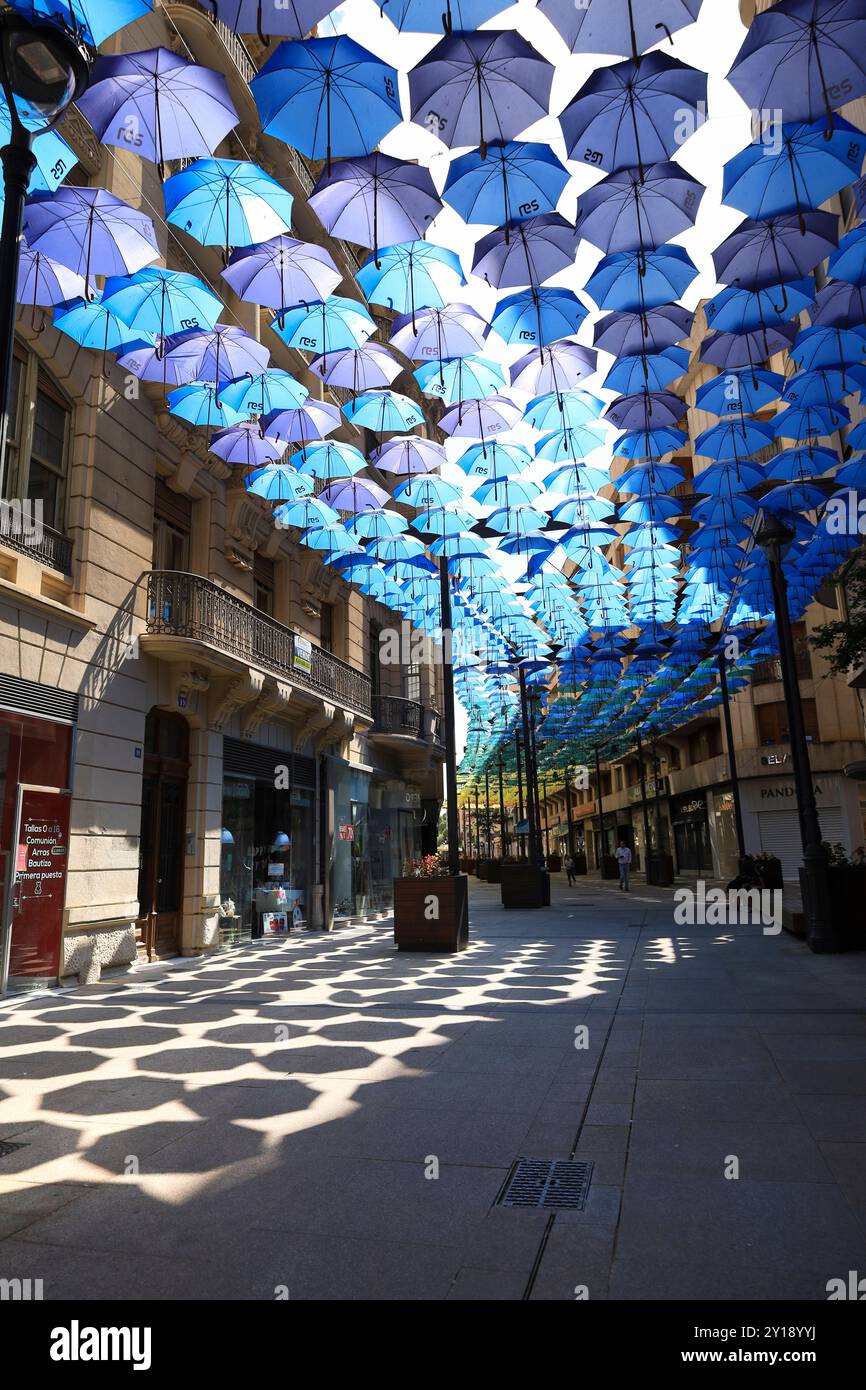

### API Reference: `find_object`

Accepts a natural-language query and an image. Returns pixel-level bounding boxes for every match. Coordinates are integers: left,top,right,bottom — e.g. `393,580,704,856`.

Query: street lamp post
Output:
756,514,839,953
564,764,575,857
437,558,462,876
595,746,606,871
514,729,524,858
484,766,492,860
0,13,90,494
717,652,746,860
498,757,506,860
636,730,652,881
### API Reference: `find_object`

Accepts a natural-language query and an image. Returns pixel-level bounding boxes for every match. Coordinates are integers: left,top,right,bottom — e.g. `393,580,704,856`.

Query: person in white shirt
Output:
615,840,632,892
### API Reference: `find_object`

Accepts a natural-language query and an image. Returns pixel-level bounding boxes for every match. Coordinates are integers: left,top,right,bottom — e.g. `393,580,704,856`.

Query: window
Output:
4,346,71,532
320,602,335,653
756,699,819,746
403,660,421,703
153,478,191,571
253,553,274,617
369,625,381,698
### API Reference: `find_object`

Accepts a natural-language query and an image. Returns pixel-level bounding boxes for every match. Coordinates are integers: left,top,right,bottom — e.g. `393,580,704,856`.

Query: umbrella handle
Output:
654,22,674,47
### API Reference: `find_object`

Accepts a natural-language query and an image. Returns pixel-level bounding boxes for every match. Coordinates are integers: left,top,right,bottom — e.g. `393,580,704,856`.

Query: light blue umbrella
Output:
442,141,570,225
414,356,505,403
456,441,532,477
219,370,308,416
275,496,339,529
491,288,588,349
302,524,358,550
273,296,377,358
584,245,698,311
604,348,690,395
22,0,154,46
349,511,410,542
293,441,367,478
342,390,426,433
525,391,605,433
695,368,784,416
54,296,143,354
101,267,223,339
473,476,543,506
164,159,294,253
535,425,609,461
358,241,464,318
0,98,77,191
485,504,549,535
413,506,478,535
394,475,463,507
247,465,313,501
168,383,244,430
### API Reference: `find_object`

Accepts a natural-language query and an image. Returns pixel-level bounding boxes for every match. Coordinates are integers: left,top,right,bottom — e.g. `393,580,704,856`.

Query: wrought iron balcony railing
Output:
372,695,423,737
0,517,73,574
145,569,371,716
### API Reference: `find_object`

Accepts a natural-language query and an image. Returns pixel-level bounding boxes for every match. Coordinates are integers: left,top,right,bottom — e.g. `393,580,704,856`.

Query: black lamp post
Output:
0,12,90,493
717,652,746,860
755,513,839,953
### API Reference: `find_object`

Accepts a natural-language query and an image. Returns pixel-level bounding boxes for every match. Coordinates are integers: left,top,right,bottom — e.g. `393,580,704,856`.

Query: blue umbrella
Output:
526,391,605,432
222,236,341,314
378,0,507,31
809,280,866,328
727,0,866,130
342,391,426,434
414,356,505,403
101,268,223,339
54,296,140,355
695,368,784,416
0,99,77,192
168,383,244,430
613,426,687,459
164,160,294,254
701,324,796,371
713,212,839,290
407,31,553,157
262,400,342,444
15,0,153,46
196,1,334,41
24,187,159,293
584,246,697,311
219,370,308,416
538,0,704,59
535,425,609,461
791,325,866,371
247,464,313,502
560,52,707,175
704,279,815,332
358,242,464,319
491,288,587,350
163,325,269,386
251,37,402,167
594,305,691,356
77,48,238,173
604,348,690,395
273,296,376,358
293,441,367,479
828,224,866,284
310,155,442,265
693,460,765,494
395,476,463,507
783,367,865,407
472,215,579,290
371,437,446,476
772,403,849,439
442,141,571,227
765,447,839,481
575,162,705,255
17,246,84,310
694,420,774,458
210,425,284,468
605,390,684,431
275,497,340,529
722,117,866,220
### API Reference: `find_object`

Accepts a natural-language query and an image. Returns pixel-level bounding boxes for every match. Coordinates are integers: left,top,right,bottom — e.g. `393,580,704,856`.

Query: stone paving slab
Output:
1,873,865,1301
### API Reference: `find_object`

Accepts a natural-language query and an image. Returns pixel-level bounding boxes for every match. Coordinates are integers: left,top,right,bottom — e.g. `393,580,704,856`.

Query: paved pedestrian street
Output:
1,875,865,1302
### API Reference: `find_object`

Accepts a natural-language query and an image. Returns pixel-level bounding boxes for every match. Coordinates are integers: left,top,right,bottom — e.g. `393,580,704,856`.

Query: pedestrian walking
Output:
616,839,632,892
564,853,575,886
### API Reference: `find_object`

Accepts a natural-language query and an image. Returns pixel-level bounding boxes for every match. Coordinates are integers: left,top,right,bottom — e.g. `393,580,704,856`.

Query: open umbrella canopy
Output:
194,0,335,39
439,396,522,438
219,370,309,416
17,246,85,309
15,0,153,46
54,296,140,353
593,305,692,356
0,98,77,192
372,437,446,476
164,160,294,251
251,36,402,164
538,0,705,58
168,382,244,430
491,287,588,347
273,296,377,356
209,424,284,468
727,0,866,128
509,339,597,395
408,31,553,155
101,268,223,338
472,214,579,291
246,464,314,502
77,48,238,170
575,163,705,255
162,325,270,384
722,117,866,219
560,52,707,173
311,344,401,393
457,441,533,478
309,155,442,260
222,236,341,311
584,245,698,311
378,0,508,31
390,303,488,359
292,441,367,479
342,390,426,434
24,187,159,290
262,400,343,444
713,211,839,290
275,497,340,530
414,356,506,403
358,242,464,316
442,140,571,226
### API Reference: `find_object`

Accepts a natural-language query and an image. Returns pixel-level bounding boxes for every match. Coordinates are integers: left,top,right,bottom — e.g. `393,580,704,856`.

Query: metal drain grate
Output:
0,1139,27,1159
496,1158,593,1211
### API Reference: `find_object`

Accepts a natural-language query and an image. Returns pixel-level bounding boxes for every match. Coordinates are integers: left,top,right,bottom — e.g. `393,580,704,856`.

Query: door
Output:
5,787,71,983
136,711,188,960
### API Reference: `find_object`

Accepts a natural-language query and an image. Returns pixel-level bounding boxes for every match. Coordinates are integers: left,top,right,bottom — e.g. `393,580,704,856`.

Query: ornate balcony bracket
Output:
209,671,266,731
241,677,294,740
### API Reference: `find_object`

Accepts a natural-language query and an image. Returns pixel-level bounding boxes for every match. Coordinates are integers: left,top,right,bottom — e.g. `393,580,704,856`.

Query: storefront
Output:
219,737,316,939
0,677,76,991
740,772,860,880
329,759,421,919
671,792,713,875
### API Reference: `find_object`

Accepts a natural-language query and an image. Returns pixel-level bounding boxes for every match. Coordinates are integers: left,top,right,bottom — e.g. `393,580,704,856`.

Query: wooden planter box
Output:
647,852,674,886
601,854,619,880
394,875,469,952
476,859,490,881
546,854,562,872
485,859,502,883
573,853,588,875
501,863,550,909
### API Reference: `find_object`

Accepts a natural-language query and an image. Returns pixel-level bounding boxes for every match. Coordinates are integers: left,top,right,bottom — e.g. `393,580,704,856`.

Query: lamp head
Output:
0,12,90,129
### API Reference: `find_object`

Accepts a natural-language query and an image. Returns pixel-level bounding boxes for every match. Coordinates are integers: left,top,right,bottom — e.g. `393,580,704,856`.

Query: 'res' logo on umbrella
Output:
425,112,446,134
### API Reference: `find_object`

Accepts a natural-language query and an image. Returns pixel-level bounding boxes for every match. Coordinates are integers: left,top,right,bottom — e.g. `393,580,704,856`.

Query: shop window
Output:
3,346,71,533
757,699,819,745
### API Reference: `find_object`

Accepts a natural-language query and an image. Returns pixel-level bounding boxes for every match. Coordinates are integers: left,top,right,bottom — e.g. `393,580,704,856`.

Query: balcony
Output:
143,570,371,717
0,516,73,575
371,695,445,752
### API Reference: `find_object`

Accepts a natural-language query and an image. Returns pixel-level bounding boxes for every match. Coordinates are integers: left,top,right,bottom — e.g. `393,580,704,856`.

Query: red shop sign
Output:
9,789,71,979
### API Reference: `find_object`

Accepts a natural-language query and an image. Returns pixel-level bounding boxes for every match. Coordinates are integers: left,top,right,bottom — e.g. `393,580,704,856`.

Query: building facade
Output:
0,2,444,991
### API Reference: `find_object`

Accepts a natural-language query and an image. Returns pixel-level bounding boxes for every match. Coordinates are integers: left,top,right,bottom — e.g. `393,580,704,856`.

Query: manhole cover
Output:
496,1158,593,1211
0,1139,27,1159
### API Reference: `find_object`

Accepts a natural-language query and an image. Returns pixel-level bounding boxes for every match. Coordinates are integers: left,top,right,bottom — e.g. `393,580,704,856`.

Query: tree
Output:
811,551,866,676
